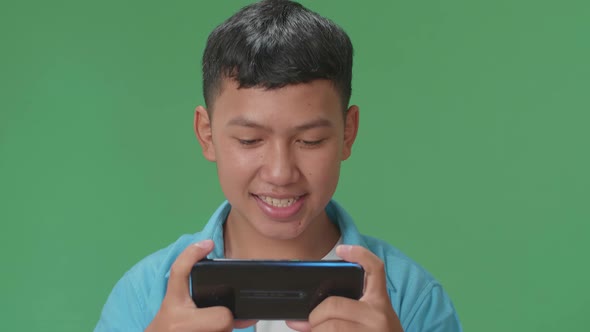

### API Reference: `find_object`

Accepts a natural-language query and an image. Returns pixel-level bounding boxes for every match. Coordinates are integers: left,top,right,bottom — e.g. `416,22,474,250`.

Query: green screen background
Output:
1,0,588,330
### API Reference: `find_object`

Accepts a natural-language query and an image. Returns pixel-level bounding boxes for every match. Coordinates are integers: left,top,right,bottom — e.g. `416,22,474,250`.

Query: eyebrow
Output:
226,117,333,132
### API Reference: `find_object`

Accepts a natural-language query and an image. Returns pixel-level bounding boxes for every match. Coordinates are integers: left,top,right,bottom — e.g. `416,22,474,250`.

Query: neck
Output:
223,210,340,260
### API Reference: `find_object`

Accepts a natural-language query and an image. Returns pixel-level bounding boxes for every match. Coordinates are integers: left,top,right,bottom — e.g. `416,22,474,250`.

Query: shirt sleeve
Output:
93,271,148,332
403,283,463,332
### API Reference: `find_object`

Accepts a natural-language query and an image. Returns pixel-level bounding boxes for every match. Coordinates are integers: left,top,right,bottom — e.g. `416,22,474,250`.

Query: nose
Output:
259,142,300,186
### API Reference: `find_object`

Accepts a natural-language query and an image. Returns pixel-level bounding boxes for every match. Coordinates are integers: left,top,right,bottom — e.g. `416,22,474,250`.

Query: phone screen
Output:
191,259,364,320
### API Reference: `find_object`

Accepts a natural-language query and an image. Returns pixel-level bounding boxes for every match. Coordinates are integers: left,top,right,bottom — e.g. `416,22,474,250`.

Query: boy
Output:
95,1,462,331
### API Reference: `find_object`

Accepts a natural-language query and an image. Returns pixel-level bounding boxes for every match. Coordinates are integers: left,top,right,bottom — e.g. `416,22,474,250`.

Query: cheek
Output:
214,136,253,165
214,140,252,181
301,147,342,184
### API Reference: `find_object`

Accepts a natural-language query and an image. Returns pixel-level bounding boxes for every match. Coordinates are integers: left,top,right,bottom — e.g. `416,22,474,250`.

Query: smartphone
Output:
190,259,364,320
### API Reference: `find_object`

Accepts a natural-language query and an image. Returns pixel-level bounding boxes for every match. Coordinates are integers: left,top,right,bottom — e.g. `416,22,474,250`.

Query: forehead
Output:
209,79,343,122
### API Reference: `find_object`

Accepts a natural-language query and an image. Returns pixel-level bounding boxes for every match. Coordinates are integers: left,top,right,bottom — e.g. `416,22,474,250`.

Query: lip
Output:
252,194,307,220
254,192,306,199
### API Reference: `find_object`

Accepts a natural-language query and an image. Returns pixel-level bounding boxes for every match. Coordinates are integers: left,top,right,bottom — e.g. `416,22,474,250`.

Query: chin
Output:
255,219,308,240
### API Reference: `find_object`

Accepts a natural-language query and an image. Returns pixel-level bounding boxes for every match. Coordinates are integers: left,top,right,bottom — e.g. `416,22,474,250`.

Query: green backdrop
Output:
1,0,588,331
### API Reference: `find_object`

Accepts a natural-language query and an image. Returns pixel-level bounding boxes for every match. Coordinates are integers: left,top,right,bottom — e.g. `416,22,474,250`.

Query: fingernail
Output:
337,245,353,255
194,239,213,249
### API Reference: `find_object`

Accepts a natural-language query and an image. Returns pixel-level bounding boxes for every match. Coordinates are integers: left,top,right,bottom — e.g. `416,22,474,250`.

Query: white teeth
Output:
258,195,299,207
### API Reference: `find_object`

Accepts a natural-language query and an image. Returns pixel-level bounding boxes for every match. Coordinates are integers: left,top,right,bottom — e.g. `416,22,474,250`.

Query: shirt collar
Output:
205,199,367,254
165,199,366,277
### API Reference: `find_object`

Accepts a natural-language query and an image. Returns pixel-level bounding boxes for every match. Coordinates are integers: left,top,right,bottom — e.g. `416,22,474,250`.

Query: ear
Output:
194,106,216,162
342,105,359,160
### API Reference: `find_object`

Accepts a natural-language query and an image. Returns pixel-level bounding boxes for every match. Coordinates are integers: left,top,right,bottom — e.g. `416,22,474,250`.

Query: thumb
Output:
166,240,214,302
285,320,312,332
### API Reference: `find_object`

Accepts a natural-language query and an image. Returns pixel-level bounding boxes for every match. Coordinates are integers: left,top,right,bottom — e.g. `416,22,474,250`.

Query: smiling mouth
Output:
255,195,302,208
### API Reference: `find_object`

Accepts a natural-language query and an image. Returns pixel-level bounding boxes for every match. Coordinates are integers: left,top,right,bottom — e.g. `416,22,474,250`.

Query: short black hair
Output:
202,0,353,112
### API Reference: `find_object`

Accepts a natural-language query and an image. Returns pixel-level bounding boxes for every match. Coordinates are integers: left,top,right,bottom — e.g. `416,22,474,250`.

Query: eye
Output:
237,139,261,146
299,139,325,147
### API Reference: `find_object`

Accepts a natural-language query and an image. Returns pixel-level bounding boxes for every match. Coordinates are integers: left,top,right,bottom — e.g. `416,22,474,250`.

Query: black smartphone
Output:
190,259,364,320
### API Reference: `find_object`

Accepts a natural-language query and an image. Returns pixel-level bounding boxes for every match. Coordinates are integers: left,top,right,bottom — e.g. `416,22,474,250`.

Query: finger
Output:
166,240,214,302
234,320,258,329
285,320,312,332
190,306,235,331
336,245,388,300
313,319,364,332
308,296,373,328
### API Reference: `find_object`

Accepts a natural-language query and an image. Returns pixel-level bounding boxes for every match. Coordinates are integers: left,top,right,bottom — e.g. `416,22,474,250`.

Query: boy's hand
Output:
286,245,403,332
145,240,257,332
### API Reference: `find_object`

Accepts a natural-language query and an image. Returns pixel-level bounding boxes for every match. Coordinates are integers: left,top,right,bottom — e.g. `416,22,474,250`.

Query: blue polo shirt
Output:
94,200,462,332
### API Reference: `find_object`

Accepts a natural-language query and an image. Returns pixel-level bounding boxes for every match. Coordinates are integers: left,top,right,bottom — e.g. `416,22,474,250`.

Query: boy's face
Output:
195,79,359,240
